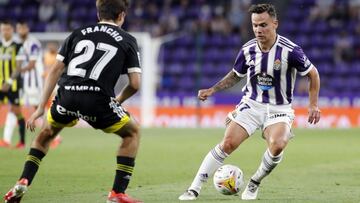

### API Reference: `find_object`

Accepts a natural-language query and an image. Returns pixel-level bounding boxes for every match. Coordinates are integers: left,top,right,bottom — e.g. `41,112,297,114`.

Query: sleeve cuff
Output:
56,54,65,62
232,68,246,77
16,55,26,60
298,64,314,76
128,67,141,73
29,55,38,60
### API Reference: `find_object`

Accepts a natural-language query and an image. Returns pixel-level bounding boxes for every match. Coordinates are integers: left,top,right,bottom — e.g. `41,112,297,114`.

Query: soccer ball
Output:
213,164,244,195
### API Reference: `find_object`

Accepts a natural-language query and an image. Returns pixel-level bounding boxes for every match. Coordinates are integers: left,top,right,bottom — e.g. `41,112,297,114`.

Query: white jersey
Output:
20,35,44,90
232,35,314,105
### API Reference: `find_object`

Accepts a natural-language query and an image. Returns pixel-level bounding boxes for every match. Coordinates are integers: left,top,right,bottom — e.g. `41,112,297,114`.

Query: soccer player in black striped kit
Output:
4,0,143,202
0,20,26,149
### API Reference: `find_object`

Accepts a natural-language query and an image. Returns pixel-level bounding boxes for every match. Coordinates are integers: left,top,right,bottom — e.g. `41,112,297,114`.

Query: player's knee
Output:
130,124,140,141
34,128,55,147
38,128,53,137
119,122,140,141
221,139,238,154
268,139,287,155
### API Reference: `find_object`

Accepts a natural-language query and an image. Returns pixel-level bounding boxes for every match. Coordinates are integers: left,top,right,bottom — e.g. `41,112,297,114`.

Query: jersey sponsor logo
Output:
64,85,101,92
273,59,281,70
253,72,275,91
56,104,97,122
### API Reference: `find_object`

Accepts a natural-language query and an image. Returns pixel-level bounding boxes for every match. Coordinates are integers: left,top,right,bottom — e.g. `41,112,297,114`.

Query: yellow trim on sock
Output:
116,164,134,173
27,155,41,166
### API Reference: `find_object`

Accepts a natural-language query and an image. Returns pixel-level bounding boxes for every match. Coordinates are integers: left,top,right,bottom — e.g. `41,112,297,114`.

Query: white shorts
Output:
227,98,295,136
22,87,41,106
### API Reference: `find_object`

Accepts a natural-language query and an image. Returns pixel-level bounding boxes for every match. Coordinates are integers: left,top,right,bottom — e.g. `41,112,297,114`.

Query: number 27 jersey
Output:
56,22,141,97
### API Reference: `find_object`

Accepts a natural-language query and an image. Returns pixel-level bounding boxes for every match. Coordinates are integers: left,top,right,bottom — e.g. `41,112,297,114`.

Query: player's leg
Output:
107,119,142,203
4,98,77,202
242,122,291,200
10,104,26,148
112,119,140,192
179,120,250,200
99,109,142,203
4,120,63,202
1,110,17,147
0,94,18,147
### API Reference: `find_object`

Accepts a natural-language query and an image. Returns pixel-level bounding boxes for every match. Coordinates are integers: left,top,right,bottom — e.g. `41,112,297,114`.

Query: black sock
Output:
112,156,135,193
18,117,25,144
20,148,46,185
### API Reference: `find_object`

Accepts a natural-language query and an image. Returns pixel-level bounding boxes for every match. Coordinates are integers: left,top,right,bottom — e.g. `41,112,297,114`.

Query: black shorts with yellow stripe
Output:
47,87,130,133
0,90,20,105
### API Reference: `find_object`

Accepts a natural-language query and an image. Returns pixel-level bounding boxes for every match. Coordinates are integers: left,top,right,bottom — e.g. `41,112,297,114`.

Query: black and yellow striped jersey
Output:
0,40,23,91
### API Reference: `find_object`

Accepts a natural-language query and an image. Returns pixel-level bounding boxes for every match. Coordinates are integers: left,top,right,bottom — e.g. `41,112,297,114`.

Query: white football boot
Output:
178,190,198,201
241,180,260,200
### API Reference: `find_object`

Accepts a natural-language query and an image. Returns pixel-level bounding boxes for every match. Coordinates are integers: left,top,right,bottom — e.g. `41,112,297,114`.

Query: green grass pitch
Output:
1,127,360,202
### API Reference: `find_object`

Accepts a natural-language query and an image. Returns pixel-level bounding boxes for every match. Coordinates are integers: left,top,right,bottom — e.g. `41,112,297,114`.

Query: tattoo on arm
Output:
212,71,241,92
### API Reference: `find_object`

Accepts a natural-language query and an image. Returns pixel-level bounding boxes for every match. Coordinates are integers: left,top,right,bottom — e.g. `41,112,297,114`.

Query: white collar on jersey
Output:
1,38,13,47
98,21,118,27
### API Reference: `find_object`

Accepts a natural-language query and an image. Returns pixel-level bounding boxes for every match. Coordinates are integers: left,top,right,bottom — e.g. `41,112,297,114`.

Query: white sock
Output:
189,144,228,194
251,148,283,183
3,112,17,144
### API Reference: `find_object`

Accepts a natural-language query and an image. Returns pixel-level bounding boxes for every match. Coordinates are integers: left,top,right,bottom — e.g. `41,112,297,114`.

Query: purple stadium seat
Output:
34,23,46,32
184,62,199,76
166,63,183,74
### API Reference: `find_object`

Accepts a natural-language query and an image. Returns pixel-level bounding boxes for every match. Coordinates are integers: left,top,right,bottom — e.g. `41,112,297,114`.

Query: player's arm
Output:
2,58,23,92
199,48,247,101
198,70,242,101
5,60,36,87
115,72,141,104
292,46,321,124
306,66,321,124
21,43,40,72
20,60,36,72
27,60,65,131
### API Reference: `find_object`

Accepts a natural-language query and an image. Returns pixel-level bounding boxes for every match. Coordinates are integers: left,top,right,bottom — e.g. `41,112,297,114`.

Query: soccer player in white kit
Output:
179,4,321,201
16,21,43,107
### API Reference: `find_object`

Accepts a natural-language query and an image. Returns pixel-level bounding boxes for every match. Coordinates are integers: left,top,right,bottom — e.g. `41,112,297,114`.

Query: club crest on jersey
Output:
273,59,281,70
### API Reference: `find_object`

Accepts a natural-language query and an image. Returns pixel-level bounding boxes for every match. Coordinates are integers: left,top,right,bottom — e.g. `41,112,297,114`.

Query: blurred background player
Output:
0,20,26,149
179,4,321,201
16,21,43,112
16,21,62,148
4,0,143,202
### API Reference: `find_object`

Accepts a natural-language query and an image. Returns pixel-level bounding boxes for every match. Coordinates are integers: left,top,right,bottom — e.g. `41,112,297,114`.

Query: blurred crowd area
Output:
1,0,360,96
0,0,251,36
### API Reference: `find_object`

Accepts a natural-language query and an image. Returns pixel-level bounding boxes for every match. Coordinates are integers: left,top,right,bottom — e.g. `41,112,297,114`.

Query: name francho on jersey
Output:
232,35,314,105
56,22,141,97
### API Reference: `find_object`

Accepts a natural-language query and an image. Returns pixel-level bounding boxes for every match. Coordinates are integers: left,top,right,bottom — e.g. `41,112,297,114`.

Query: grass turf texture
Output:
1,128,360,203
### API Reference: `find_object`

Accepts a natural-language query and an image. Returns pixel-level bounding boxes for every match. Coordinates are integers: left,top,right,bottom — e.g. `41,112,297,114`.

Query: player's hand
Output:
308,105,321,124
198,88,215,101
26,108,45,132
1,83,10,92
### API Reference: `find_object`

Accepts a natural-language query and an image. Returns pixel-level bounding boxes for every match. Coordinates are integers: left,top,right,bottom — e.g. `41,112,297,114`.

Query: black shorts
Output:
47,87,131,133
0,90,20,105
